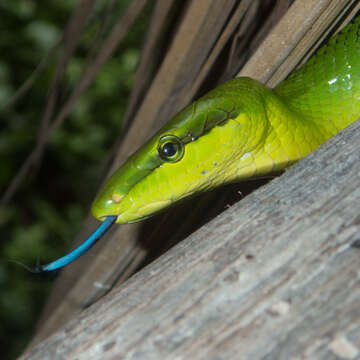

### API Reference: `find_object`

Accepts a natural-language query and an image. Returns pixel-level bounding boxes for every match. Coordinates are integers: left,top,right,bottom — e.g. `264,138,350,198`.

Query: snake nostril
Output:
111,193,124,203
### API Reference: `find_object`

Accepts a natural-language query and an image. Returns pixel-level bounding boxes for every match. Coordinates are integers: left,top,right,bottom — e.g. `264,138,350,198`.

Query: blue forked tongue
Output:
32,215,117,273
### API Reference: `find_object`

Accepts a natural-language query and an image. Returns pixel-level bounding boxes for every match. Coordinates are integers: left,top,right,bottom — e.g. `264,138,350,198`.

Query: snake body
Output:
91,16,360,224
37,16,360,271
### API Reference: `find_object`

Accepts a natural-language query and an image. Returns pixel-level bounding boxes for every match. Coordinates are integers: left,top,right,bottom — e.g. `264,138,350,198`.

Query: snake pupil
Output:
162,142,178,157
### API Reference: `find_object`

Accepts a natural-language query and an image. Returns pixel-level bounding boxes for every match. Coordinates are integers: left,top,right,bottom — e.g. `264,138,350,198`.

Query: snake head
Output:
92,78,271,224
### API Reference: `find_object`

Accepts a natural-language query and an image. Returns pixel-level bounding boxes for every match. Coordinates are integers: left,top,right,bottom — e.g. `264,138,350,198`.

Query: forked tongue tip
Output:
24,215,117,273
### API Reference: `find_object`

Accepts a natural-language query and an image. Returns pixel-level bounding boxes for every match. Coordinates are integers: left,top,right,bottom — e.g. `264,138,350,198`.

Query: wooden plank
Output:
21,118,360,359
177,0,255,105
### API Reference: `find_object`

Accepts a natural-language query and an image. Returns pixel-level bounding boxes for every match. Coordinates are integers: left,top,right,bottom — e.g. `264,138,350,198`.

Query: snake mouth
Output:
117,199,173,224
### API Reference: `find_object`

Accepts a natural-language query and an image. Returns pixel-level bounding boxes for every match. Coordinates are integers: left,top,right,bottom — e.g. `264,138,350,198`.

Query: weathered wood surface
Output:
22,119,360,359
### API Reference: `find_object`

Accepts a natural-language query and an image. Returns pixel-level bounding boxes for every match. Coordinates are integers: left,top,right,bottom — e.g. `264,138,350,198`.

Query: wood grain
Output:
21,118,360,359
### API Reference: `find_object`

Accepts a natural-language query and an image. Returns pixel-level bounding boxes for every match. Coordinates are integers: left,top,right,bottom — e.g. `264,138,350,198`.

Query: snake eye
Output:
157,135,184,163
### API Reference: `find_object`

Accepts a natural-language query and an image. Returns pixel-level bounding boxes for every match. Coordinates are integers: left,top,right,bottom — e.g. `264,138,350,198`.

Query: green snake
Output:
37,16,360,271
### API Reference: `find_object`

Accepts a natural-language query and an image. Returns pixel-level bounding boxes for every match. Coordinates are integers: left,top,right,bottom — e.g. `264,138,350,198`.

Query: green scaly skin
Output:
92,17,360,224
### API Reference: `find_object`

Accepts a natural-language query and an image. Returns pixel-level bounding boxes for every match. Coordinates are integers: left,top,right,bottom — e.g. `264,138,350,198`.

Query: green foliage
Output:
0,0,151,358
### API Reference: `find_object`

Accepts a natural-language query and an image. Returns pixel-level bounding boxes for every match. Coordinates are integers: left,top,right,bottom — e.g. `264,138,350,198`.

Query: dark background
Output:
0,1,152,358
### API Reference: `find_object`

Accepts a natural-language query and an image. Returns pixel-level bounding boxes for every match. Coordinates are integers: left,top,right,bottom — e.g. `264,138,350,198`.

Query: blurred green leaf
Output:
26,21,60,52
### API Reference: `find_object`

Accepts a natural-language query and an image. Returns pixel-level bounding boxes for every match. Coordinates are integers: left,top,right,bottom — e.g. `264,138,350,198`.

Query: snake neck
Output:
247,16,360,180
215,41,360,180
214,77,332,180
233,78,329,179
275,16,360,135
